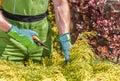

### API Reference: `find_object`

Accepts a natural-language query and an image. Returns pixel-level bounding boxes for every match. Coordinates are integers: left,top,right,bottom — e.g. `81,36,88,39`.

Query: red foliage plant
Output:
68,0,120,64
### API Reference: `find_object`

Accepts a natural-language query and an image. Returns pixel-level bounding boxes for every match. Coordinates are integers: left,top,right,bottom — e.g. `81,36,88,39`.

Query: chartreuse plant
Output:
0,32,120,81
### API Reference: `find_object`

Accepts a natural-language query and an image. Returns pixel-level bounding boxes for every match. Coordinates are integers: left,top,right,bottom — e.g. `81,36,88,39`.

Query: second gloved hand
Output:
7,25,38,48
59,33,72,64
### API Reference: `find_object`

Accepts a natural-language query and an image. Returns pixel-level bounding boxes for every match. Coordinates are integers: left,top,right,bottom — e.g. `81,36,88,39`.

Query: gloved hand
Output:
59,33,72,64
7,25,38,48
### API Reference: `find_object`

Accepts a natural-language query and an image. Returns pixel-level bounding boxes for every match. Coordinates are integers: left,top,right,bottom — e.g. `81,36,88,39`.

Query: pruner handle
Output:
32,35,41,46
32,35,49,50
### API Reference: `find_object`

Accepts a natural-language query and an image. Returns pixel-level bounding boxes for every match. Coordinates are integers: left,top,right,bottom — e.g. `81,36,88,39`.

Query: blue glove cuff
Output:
59,33,72,61
59,33,71,43
8,25,38,40
7,25,22,39
7,25,38,48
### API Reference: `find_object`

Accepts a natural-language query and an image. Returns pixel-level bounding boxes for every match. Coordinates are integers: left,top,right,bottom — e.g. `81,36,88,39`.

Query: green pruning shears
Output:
32,36,49,50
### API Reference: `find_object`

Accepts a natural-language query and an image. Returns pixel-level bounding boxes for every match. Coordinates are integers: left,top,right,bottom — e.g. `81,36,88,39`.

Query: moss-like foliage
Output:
0,32,120,81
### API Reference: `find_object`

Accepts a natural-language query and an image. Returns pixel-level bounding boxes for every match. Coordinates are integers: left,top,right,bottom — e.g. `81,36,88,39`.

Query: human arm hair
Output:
52,0,71,35
0,10,12,32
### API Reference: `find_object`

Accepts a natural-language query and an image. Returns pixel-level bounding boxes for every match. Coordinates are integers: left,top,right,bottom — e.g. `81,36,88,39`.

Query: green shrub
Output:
0,32,120,81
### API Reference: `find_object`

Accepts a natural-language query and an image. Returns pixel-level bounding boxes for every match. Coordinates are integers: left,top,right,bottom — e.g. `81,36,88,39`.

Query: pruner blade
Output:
32,36,49,50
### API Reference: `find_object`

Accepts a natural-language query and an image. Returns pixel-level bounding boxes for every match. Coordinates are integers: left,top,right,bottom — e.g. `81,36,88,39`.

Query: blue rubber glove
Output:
7,25,38,48
59,33,72,64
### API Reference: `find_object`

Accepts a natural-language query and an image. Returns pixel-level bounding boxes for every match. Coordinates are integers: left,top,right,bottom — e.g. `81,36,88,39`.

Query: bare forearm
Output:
0,11,12,32
52,0,71,35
